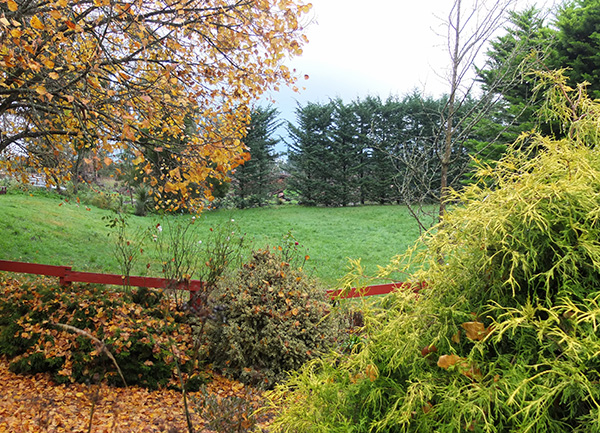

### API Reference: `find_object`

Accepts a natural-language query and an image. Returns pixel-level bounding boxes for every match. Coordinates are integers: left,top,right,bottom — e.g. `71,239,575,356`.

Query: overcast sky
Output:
263,0,557,151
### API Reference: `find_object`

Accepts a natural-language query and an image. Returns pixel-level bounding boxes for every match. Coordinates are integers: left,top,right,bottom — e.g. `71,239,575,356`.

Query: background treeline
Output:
230,92,501,209
286,95,468,207
227,1,600,209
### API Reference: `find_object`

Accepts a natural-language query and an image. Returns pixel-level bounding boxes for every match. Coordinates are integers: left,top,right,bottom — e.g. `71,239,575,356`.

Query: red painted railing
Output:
327,282,406,298
0,259,414,299
0,260,203,292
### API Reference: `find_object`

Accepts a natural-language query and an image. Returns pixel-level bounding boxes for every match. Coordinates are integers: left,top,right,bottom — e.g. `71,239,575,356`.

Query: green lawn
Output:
0,190,426,287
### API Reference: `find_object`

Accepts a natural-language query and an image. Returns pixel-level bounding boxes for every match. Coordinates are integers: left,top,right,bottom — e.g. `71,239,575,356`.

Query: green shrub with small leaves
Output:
0,276,196,389
268,73,600,432
68,182,122,211
205,248,336,388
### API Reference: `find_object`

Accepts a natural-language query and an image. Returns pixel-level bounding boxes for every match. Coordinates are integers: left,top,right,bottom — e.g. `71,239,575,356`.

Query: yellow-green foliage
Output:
268,74,600,432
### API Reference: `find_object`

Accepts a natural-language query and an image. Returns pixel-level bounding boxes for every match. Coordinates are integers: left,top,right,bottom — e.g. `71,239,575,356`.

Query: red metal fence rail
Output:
0,259,411,299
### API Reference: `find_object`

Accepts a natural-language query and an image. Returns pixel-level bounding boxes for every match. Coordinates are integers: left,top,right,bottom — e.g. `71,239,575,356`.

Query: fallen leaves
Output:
365,364,378,382
434,320,491,382
437,354,461,370
0,357,269,432
437,354,482,381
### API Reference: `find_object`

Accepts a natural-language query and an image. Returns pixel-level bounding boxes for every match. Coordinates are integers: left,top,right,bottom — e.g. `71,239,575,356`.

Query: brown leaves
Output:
437,354,461,369
1,277,196,387
0,277,276,431
421,344,438,358
433,319,491,381
461,321,492,341
0,358,272,432
348,364,378,384
365,364,378,382
437,354,482,381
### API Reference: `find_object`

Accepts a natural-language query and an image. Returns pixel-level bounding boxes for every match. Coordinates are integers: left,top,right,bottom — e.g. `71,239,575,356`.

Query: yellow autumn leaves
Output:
0,0,312,211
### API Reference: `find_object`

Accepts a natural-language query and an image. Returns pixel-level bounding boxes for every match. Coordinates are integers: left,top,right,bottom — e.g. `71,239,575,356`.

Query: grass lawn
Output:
0,190,427,287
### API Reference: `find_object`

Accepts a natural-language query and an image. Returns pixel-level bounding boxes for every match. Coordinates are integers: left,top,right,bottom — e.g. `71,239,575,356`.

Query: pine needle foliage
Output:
268,72,600,433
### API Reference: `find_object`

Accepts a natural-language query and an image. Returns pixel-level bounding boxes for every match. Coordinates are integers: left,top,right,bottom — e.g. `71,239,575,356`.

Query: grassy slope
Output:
0,191,425,287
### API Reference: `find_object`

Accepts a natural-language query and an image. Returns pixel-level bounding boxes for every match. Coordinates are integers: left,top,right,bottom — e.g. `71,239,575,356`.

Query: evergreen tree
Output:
287,102,336,206
231,106,280,208
474,7,557,164
478,7,555,106
352,96,397,205
361,96,405,205
554,0,600,99
328,99,364,206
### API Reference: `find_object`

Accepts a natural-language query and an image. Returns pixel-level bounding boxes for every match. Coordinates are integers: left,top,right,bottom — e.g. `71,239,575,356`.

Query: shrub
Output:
70,183,122,211
0,276,196,389
268,74,600,432
134,185,152,216
204,249,336,388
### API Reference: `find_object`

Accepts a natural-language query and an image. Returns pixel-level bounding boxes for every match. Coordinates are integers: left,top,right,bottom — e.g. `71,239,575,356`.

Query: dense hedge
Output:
0,277,195,389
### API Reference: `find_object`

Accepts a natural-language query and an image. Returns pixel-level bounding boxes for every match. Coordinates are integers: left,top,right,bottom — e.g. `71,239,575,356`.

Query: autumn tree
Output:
0,0,311,211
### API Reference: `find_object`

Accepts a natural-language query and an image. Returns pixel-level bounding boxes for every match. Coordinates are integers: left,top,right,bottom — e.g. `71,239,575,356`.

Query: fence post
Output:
59,266,72,286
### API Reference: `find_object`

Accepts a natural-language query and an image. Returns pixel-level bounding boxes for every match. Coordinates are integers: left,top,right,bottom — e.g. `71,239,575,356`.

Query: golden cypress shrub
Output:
268,73,600,432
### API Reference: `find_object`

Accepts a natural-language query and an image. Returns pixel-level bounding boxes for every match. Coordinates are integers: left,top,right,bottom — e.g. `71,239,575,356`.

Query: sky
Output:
264,0,557,151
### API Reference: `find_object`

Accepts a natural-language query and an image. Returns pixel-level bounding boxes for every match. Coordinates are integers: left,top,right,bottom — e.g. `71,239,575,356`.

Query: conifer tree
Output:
287,102,336,206
231,106,280,208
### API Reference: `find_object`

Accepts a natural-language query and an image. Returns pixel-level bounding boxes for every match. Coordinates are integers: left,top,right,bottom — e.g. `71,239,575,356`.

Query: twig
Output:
54,323,127,387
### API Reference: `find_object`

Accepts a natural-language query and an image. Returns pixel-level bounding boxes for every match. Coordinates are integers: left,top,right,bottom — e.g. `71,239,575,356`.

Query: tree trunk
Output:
439,0,462,221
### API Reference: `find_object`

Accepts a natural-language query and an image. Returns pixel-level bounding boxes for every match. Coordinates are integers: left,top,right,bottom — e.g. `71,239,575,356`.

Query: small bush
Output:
0,276,196,389
134,186,152,216
204,249,336,387
67,182,123,211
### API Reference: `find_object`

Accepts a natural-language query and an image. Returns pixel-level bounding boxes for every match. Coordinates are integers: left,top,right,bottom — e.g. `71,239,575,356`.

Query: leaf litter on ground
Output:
0,357,271,432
